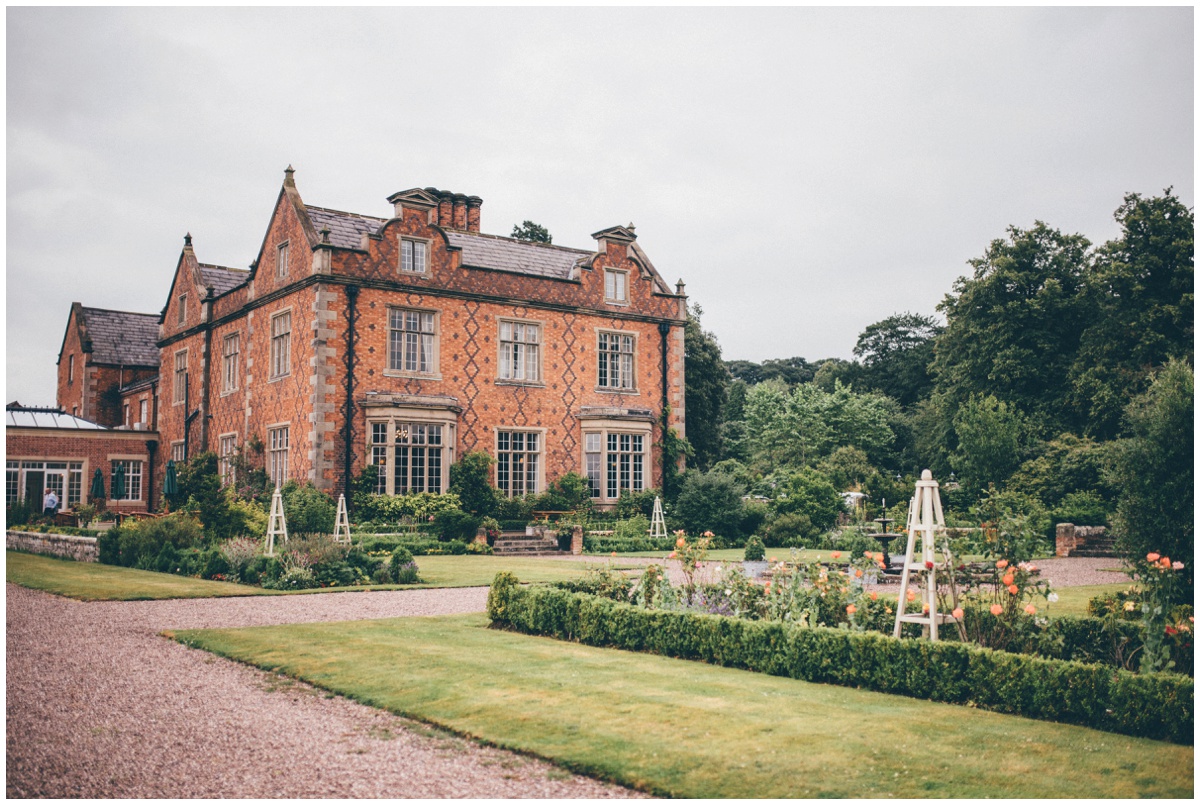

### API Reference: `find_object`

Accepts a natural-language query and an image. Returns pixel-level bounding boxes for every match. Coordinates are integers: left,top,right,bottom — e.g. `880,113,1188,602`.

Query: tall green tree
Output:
1107,358,1193,596
932,222,1092,437
1070,190,1195,438
950,394,1029,494
684,304,729,471
853,313,943,406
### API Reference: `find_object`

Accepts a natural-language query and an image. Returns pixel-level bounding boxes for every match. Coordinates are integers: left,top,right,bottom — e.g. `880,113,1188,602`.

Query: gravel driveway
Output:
6,583,642,799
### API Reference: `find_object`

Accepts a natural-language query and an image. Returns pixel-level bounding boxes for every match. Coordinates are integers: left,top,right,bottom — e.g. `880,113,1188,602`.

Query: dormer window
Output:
400,238,427,274
178,294,187,325
277,242,289,279
604,269,628,304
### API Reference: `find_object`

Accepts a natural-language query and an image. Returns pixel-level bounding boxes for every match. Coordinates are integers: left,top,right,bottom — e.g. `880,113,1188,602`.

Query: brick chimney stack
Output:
452,194,469,229
466,196,482,232
419,188,483,232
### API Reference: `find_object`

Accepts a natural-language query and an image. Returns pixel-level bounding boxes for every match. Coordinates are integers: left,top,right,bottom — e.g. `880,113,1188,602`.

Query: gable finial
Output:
284,165,296,187
628,222,636,231
184,232,193,248
320,227,331,244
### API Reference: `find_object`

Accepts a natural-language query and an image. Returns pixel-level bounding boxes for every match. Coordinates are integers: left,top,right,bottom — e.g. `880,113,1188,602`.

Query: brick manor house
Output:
51,168,688,509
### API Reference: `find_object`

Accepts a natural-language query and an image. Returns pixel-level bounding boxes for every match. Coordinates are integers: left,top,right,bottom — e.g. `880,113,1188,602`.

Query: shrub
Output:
674,471,746,539
449,450,500,517
615,488,660,519
743,535,766,562
613,515,650,542
6,499,37,527
390,546,420,584
353,491,463,525
465,540,494,555
554,564,632,601
583,535,676,554
495,494,536,523
740,501,768,538
201,548,230,580
263,566,320,590
1051,491,1111,528
281,481,336,536
114,514,205,568
534,472,593,513
759,513,817,548
219,537,263,582
770,469,842,534
433,509,479,542
488,581,1193,745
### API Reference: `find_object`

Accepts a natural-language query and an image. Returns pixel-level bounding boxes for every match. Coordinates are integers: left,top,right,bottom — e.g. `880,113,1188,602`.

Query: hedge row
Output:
487,576,1193,745
582,535,678,554
356,535,468,556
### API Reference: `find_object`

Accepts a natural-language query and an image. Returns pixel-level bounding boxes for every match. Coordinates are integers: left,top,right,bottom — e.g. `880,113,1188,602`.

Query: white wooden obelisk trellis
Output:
333,494,352,544
650,495,668,539
265,486,289,556
893,469,954,641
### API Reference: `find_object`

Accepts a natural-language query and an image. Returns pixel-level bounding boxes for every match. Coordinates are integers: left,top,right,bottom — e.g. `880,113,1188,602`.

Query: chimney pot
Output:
466,196,483,232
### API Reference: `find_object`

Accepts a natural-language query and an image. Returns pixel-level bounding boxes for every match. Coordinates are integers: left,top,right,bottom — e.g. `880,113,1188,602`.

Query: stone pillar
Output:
1055,523,1076,557
571,525,583,556
474,527,488,545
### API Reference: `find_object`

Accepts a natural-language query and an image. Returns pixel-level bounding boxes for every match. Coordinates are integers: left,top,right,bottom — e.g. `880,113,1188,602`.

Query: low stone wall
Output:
7,530,98,562
1055,523,1107,557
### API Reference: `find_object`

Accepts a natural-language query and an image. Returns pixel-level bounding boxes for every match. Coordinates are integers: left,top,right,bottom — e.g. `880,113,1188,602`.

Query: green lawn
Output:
5,551,601,602
173,614,1193,798
1047,582,1136,618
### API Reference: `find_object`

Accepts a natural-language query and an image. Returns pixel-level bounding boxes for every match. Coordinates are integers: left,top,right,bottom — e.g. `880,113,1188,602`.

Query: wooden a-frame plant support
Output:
650,496,668,539
892,469,958,641
265,486,289,556
333,494,352,544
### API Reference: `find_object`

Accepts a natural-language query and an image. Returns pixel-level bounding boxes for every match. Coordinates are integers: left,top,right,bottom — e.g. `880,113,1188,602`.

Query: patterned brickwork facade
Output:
56,305,157,427
6,427,158,512
67,170,688,508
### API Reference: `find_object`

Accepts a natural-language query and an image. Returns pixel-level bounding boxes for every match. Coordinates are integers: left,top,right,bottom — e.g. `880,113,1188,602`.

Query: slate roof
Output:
80,307,160,367
198,263,249,296
6,405,107,430
306,206,387,250
445,231,590,279
304,205,593,279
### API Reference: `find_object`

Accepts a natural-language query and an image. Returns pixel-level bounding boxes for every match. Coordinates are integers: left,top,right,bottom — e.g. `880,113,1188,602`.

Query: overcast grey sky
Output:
7,7,1193,406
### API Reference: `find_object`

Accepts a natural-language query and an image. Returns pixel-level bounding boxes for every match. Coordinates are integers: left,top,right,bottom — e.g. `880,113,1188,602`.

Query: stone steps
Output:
493,531,564,556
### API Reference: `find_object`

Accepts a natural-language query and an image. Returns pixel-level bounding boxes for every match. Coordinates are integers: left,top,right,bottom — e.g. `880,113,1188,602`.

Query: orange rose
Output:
1159,557,1172,568
1002,574,1014,586
854,569,863,578
906,590,916,602
676,537,687,548
864,551,873,558
922,603,929,613
1146,552,1160,562
1024,604,1037,615
996,559,1009,569
846,604,857,615
831,551,842,560
869,591,878,601
990,604,1004,616
1008,584,1019,595
952,607,964,619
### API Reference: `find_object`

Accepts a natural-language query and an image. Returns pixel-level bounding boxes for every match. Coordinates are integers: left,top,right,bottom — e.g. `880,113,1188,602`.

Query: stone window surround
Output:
495,315,545,387
577,415,653,505
218,432,238,487
604,267,630,305
399,235,431,275
363,404,458,496
269,308,293,381
594,327,639,394
277,241,289,279
494,427,546,497
108,454,147,502
267,423,290,487
172,348,188,405
384,305,442,381
221,332,241,395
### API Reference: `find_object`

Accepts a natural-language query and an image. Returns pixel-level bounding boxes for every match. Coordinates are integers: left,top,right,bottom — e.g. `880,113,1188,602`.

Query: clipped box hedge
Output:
487,575,1193,745
582,535,677,554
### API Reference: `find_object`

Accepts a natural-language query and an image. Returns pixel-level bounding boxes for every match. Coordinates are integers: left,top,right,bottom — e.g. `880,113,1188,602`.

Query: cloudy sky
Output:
7,7,1193,406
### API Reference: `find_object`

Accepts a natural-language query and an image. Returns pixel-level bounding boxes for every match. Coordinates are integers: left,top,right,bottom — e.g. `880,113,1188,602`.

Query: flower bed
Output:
487,574,1193,745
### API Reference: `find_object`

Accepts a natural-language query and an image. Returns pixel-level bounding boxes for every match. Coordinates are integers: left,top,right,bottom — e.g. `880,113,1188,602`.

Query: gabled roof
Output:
79,307,160,367
445,230,592,279
198,263,249,296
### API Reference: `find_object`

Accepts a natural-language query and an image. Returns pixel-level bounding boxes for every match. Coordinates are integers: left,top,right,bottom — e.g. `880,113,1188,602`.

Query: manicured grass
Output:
5,551,272,601
173,614,1193,798
1046,582,1135,618
5,551,603,601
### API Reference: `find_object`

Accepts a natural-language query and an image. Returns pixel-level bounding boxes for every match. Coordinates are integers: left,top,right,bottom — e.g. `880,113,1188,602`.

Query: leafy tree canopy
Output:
511,220,552,244
684,304,729,471
853,312,943,406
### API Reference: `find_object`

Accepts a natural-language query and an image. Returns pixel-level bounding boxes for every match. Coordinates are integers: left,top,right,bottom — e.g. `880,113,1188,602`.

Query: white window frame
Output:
173,349,188,405
170,441,186,463
139,398,148,425
7,460,85,507
367,420,446,495
496,430,543,497
596,330,637,392
497,318,543,385
222,332,240,394
268,425,290,487
386,307,439,378
277,241,289,279
122,403,130,427
270,311,292,380
604,268,629,304
110,459,144,502
582,428,648,502
218,433,238,487
399,237,428,275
